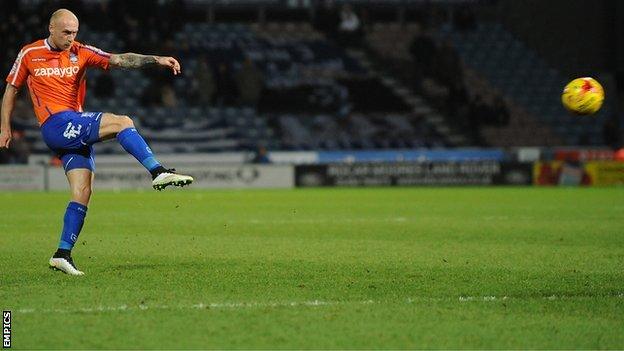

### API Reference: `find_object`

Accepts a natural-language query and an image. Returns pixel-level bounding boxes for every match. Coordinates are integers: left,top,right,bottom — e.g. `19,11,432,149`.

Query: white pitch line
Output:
459,296,508,302
13,294,622,315
15,299,375,315
458,294,624,302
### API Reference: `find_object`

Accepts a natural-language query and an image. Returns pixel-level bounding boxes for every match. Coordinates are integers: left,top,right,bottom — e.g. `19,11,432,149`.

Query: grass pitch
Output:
1,187,623,349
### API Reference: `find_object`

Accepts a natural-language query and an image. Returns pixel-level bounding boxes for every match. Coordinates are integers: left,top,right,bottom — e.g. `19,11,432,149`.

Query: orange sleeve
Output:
6,48,30,88
80,44,111,70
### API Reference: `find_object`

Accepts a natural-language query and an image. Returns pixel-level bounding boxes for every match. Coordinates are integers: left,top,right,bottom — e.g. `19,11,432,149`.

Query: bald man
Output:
0,9,193,275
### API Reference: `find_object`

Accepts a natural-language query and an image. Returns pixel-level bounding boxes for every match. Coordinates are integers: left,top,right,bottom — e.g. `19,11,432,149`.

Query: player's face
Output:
50,18,79,51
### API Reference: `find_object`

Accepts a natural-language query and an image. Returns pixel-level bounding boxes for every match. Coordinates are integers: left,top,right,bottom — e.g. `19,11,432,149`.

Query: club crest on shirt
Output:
70,53,78,63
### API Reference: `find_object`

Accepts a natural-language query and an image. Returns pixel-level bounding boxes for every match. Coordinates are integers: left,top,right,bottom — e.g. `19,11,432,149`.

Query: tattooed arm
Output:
109,53,181,75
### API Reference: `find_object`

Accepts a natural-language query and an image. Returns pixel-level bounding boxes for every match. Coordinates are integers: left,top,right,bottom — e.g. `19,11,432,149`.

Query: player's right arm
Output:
0,84,18,148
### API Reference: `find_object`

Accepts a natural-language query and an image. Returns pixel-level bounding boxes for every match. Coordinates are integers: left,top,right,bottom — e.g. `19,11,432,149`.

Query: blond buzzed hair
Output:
49,9,79,26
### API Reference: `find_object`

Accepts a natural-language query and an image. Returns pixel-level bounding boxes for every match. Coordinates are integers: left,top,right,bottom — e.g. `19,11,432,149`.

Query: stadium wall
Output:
60,165,292,190
4,147,623,190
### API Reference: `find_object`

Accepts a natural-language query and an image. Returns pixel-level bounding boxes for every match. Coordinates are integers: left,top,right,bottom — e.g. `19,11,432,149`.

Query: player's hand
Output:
0,130,12,149
156,56,181,75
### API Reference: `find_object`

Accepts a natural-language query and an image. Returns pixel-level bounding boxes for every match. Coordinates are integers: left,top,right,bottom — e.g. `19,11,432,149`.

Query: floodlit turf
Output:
1,187,623,349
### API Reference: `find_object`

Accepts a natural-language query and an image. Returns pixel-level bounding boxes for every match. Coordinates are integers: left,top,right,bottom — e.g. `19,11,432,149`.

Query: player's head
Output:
48,9,79,51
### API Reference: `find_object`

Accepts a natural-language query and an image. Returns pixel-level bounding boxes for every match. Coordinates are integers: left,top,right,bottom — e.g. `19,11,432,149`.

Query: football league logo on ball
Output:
561,77,604,115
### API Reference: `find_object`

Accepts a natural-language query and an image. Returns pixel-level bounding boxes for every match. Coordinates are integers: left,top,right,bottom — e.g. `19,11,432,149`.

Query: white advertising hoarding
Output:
0,165,45,191
47,164,294,190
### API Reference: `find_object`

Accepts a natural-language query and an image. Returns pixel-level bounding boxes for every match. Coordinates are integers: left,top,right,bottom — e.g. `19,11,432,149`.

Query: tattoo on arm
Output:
110,53,158,69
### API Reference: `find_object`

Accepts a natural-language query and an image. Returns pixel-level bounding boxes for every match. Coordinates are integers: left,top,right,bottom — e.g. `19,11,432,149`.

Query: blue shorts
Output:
41,111,103,172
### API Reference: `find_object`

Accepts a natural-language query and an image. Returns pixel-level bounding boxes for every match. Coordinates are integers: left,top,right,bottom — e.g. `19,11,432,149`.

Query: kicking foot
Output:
152,168,194,191
49,250,84,276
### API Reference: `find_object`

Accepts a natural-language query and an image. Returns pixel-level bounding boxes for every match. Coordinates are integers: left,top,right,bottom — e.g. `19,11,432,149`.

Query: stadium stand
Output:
437,22,612,146
0,0,619,159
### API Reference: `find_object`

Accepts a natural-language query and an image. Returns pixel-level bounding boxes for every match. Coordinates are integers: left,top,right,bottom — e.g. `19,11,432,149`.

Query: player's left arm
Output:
109,53,181,75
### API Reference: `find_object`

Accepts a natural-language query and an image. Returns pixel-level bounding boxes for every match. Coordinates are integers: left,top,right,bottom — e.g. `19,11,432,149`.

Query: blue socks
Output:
117,127,161,171
58,201,88,250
